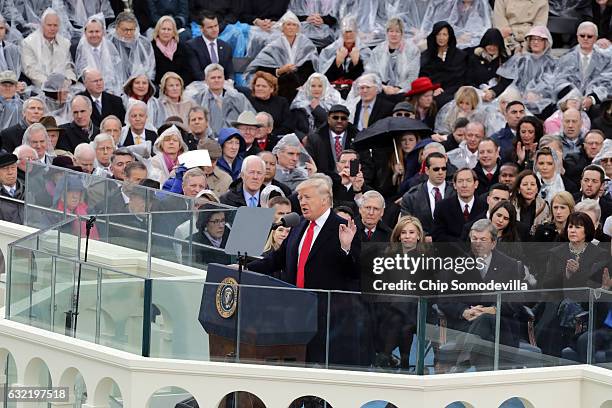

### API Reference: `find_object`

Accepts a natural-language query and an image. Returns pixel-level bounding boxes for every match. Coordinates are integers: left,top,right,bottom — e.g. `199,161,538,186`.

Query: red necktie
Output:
486,172,493,182
463,204,470,221
334,135,342,160
433,186,442,203
296,221,316,288
367,230,373,240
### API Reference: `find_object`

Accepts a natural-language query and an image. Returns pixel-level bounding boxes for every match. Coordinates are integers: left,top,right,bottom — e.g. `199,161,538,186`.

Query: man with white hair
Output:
13,144,37,184
91,133,116,176
554,22,612,113
352,73,394,131
57,95,100,153
272,133,316,191
358,190,391,242
78,68,126,128
220,155,267,207
22,123,54,165
0,97,45,154
20,8,76,88
74,143,96,174
184,63,254,135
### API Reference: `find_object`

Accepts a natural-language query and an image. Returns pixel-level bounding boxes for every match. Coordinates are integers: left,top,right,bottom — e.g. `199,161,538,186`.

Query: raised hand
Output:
339,218,357,252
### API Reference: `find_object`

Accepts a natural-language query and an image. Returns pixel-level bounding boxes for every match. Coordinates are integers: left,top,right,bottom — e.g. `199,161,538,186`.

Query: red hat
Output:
405,77,441,97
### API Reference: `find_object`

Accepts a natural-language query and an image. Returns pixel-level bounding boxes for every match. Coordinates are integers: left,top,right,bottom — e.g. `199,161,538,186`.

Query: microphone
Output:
271,212,300,229
85,216,96,231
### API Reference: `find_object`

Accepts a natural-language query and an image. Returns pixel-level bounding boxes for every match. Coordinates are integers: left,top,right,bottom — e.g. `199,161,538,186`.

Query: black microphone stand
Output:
65,216,96,337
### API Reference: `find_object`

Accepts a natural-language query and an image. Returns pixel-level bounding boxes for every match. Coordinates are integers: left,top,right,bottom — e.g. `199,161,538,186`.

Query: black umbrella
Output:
353,117,432,149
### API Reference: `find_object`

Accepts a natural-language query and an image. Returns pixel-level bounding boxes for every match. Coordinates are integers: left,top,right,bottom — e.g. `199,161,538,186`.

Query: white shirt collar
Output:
203,37,217,48
312,208,331,229
458,196,475,211
427,180,445,193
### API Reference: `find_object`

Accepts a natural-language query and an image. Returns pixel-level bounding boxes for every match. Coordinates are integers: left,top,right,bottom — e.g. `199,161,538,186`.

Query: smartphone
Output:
349,159,359,177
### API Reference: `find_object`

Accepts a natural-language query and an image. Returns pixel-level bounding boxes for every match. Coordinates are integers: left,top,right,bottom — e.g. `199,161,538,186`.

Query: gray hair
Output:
297,176,333,206
115,11,138,26
13,144,38,160
575,199,602,223
256,111,274,128
91,133,116,150
22,123,48,143
470,219,498,241
72,94,92,112
241,155,266,175
188,106,209,121
22,97,45,116
204,63,224,79
577,21,598,38
423,142,445,154
100,114,122,130
74,143,96,159
82,67,102,83
183,167,207,186
355,73,383,93
41,8,60,25
272,133,302,154
360,190,385,209
126,100,148,118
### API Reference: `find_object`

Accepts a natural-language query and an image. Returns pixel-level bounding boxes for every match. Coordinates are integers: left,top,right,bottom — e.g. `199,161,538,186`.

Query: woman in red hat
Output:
405,77,440,129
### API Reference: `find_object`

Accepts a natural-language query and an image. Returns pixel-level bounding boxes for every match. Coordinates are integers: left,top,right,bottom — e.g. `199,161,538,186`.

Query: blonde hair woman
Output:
152,15,195,86
159,71,197,125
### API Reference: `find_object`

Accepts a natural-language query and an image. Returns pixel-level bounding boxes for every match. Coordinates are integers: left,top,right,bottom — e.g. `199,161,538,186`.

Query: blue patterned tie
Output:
249,196,257,207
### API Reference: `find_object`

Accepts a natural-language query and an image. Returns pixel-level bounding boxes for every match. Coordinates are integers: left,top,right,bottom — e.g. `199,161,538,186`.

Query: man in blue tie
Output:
220,156,267,207
0,150,24,223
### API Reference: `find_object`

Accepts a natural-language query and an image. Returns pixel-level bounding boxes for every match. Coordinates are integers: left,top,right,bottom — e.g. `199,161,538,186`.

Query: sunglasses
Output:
394,112,414,118
601,158,612,164
578,34,594,39
430,166,447,172
330,115,348,121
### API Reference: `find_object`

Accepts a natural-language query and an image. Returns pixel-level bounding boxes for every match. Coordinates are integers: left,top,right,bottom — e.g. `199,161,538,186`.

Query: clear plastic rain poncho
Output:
420,0,492,49
290,73,342,133
121,73,166,131
318,15,372,77
183,80,255,136
364,26,421,91
74,14,123,95
553,46,612,104
246,26,281,60
0,17,23,77
40,73,73,125
107,19,155,87
496,27,556,115
271,133,310,190
288,0,336,48
14,0,50,26
0,93,23,128
55,0,114,29
20,8,77,88
384,0,423,39
1,0,26,38
434,86,489,134
549,0,590,18
245,12,319,77
333,0,387,47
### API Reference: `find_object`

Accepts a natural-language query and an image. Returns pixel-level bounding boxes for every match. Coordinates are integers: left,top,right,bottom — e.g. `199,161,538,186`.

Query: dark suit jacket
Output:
57,122,101,153
122,129,158,148
473,161,500,197
0,123,27,153
305,124,358,176
78,90,126,127
358,220,391,243
438,249,524,347
247,210,360,291
400,182,455,236
432,196,488,242
353,95,394,130
542,243,608,290
186,36,234,80
572,194,612,223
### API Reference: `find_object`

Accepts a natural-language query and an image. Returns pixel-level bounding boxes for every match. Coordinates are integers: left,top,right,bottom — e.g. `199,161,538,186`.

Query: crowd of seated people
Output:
0,0,611,373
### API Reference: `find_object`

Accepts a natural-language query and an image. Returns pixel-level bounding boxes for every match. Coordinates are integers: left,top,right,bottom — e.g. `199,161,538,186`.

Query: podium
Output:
199,263,318,364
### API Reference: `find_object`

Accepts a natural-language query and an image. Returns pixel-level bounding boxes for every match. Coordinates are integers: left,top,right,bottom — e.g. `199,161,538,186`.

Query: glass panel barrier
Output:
592,288,612,369
6,245,37,325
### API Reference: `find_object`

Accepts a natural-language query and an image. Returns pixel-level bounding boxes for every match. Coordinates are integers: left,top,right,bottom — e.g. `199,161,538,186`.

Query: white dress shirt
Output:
458,196,475,215
298,208,331,254
427,180,446,217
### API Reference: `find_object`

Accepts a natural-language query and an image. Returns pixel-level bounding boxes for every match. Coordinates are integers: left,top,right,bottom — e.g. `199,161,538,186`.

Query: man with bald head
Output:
560,108,585,158
78,68,126,128
57,95,101,153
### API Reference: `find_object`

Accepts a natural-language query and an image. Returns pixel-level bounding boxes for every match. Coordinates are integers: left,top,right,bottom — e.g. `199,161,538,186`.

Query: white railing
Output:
0,317,611,408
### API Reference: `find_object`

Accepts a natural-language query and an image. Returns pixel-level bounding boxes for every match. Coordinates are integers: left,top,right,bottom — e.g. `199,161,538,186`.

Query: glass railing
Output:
6,207,612,374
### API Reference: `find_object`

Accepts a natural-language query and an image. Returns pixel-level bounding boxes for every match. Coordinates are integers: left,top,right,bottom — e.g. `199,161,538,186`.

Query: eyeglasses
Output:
330,115,348,121
430,167,447,172
529,37,546,43
578,34,594,39
601,158,612,164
